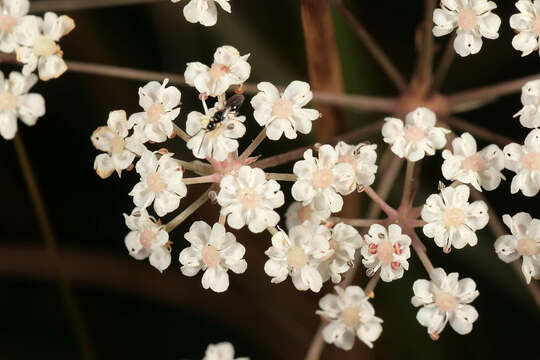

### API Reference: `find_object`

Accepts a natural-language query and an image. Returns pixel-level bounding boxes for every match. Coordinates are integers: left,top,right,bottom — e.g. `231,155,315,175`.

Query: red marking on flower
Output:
368,243,378,255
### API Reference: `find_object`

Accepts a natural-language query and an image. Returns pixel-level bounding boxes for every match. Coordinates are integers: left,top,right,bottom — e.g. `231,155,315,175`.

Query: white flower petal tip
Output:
129,150,187,216
441,132,505,192
411,268,479,336
291,144,356,214
14,12,75,80
361,224,411,283
124,207,171,272
0,70,45,140
382,107,449,162
510,1,540,58
515,80,540,129
494,212,540,284
433,0,501,56
421,184,489,251
185,45,250,96
503,129,540,197
202,342,248,360
217,166,284,233
91,110,146,178
180,221,247,293
317,285,383,350
250,80,319,141
128,79,182,143
175,0,231,27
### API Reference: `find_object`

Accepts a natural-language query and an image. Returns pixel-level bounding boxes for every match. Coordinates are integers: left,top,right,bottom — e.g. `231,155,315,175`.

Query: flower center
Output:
442,208,465,227
271,99,293,118
139,228,155,249
110,135,125,154
147,102,164,124
377,242,394,264
435,291,458,312
32,36,59,56
533,17,540,36
209,63,229,80
516,237,539,257
287,246,308,269
461,154,485,172
0,14,18,33
202,245,221,267
404,125,425,143
339,154,357,168
146,172,166,193
457,8,477,31
312,168,334,188
522,152,540,171
238,187,260,210
297,205,313,223
341,307,361,328
0,91,17,111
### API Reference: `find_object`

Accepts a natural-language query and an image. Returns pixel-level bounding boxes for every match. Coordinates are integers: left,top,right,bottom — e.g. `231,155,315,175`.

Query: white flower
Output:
250,81,319,140
202,342,248,360
285,201,330,230
335,141,378,187
91,110,146,178
127,79,181,143
15,12,75,80
185,101,246,161
510,1,540,57
264,225,332,292
0,0,29,53
319,223,363,284
217,166,284,233
291,144,356,213
129,150,187,217
382,107,449,162
179,221,247,293
421,185,489,251
494,212,540,284
503,129,540,197
316,286,383,350
124,207,171,272
185,45,250,97
432,0,501,57
411,268,479,336
514,79,540,128
360,224,411,282
0,71,44,140
172,0,231,27
441,132,505,192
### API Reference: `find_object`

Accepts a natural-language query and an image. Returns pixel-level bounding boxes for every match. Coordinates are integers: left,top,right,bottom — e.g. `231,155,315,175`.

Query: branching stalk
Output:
165,188,212,232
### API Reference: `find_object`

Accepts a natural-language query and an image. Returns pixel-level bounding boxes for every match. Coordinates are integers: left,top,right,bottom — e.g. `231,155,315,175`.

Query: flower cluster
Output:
0,0,74,140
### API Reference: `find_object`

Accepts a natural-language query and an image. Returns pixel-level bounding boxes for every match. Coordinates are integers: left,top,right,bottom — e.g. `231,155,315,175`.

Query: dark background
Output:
0,0,539,359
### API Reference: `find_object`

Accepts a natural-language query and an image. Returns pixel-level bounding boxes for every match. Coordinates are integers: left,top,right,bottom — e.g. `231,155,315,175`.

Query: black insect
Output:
196,94,245,156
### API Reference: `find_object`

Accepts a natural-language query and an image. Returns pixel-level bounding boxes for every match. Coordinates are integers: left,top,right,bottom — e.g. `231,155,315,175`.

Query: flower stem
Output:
267,226,278,236
13,134,96,360
400,160,415,208
415,0,436,87
410,230,434,275
175,159,213,176
265,173,297,182
443,116,515,147
165,188,212,232
365,271,381,298
431,32,456,93
172,123,190,142
182,174,219,185
219,213,226,226
329,217,383,227
239,127,267,161
364,186,398,218
30,0,165,12
332,0,406,91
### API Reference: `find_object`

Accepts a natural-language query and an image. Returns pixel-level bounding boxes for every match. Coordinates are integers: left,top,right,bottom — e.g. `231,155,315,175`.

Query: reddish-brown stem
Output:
172,123,190,142
443,116,515,147
239,128,267,161
446,73,540,110
409,230,435,274
329,217,384,227
364,186,398,218
30,0,166,12
182,174,219,185
332,0,407,91
431,32,456,93
254,120,383,170
414,0,436,87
